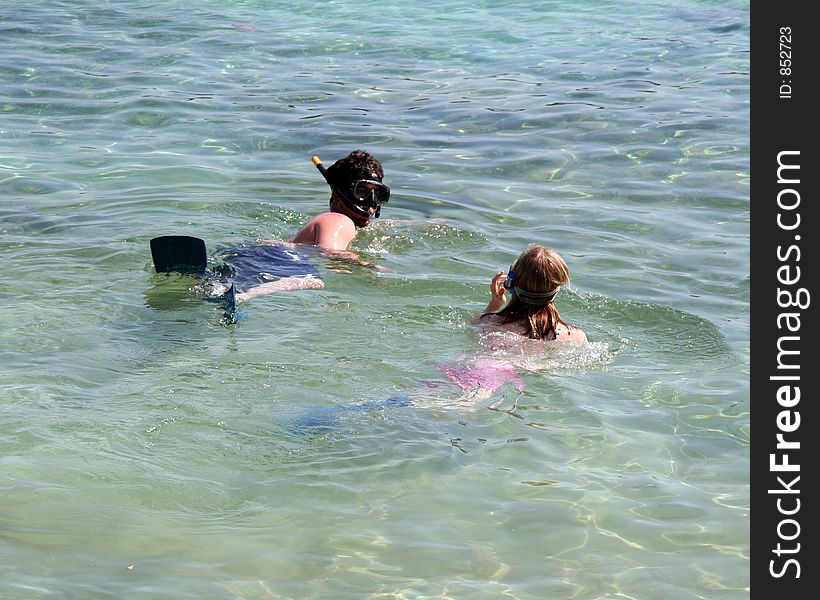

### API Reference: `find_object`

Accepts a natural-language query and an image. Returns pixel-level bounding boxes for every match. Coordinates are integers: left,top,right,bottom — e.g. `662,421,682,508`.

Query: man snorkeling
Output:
227,150,390,302
150,150,391,313
291,150,389,250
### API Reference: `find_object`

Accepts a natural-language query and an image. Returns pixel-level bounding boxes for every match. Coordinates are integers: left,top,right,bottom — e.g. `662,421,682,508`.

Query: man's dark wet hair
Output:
325,150,384,188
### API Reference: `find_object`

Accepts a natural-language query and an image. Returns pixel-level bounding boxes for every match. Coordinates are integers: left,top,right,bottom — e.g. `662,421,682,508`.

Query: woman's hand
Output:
471,271,508,324
487,271,508,312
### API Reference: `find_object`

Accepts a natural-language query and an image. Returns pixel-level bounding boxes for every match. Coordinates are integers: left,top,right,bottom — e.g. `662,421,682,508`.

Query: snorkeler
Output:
226,150,391,302
473,244,587,343
150,150,391,312
291,150,389,250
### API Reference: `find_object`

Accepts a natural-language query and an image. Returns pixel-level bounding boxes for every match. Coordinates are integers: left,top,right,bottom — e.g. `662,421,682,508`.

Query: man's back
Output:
290,211,358,251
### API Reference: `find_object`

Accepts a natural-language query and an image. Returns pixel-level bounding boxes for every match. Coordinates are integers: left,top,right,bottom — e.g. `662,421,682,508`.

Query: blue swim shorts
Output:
218,245,321,292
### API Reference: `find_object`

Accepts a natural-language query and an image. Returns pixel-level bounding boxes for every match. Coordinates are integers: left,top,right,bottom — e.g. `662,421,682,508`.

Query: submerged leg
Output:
235,276,325,303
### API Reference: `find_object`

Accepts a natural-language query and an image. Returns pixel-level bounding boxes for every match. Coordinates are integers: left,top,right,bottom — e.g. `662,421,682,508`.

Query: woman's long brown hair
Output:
494,245,572,339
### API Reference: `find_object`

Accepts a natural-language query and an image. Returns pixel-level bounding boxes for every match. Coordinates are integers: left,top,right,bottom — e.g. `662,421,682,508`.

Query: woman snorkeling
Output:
473,244,587,343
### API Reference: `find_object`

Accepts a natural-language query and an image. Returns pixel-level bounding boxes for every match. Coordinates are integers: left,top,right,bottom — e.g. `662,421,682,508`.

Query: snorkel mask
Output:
504,265,561,305
503,267,516,291
312,155,390,219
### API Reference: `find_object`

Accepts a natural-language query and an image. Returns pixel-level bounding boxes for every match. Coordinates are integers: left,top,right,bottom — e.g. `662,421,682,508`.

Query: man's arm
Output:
321,249,395,273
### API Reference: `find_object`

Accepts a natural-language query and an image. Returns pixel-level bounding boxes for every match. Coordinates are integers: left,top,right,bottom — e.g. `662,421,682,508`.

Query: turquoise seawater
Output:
1,1,749,598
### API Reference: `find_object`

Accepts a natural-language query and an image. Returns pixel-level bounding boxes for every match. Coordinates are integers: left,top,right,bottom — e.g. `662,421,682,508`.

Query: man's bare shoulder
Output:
310,212,355,227
291,211,357,250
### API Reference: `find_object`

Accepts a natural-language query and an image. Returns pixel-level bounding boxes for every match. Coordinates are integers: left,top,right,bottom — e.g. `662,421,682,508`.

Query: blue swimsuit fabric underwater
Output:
217,244,321,292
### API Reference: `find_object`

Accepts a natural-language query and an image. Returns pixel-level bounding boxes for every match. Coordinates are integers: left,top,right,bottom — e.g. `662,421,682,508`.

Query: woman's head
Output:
497,245,572,339
506,245,569,304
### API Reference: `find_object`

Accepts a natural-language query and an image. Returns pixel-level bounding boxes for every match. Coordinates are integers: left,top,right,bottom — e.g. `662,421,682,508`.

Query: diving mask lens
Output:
352,180,390,206
503,268,515,290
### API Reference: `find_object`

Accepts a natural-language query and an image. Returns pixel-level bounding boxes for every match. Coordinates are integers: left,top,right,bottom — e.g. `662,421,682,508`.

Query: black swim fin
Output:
150,235,207,275
151,235,246,325
220,282,239,324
